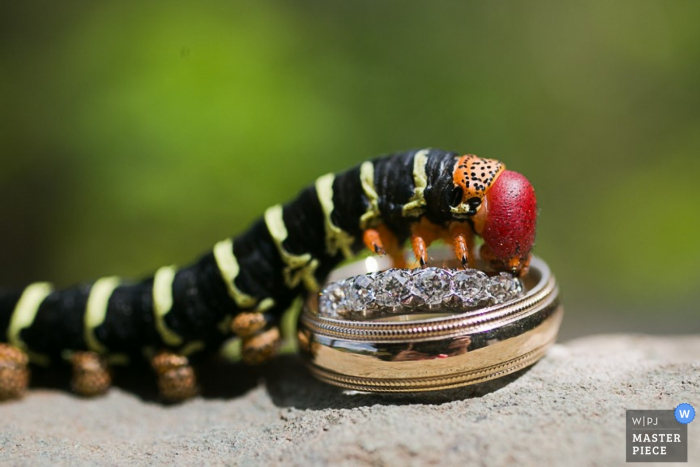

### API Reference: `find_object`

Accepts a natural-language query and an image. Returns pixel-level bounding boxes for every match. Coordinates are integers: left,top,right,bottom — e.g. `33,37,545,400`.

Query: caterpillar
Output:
0,148,537,401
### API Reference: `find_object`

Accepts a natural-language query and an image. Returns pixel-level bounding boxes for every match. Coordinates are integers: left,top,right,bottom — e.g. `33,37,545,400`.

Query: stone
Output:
0,334,697,466
411,267,452,305
318,281,348,318
451,269,489,306
345,274,375,311
486,272,523,303
374,269,413,308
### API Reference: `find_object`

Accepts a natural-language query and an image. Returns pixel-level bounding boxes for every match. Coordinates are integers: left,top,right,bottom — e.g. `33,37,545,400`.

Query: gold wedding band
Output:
298,249,562,393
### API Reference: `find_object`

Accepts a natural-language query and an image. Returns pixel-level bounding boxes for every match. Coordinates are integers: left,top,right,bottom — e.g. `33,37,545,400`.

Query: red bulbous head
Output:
475,170,537,275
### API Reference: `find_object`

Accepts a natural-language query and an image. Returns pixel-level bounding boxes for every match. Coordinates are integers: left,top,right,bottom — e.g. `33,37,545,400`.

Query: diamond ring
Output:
298,246,563,394
319,268,523,320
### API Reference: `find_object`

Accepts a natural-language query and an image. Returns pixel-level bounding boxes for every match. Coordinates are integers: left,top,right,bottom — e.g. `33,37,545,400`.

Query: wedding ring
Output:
298,247,562,393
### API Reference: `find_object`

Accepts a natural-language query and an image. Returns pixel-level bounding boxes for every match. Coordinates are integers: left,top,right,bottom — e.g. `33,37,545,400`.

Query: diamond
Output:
318,281,348,318
487,273,522,303
317,264,526,320
346,274,375,311
374,269,413,308
451,269,488,306
411,267,452,305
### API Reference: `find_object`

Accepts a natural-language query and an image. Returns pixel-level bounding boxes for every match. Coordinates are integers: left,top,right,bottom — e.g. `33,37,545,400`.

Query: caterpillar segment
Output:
0,148,537,400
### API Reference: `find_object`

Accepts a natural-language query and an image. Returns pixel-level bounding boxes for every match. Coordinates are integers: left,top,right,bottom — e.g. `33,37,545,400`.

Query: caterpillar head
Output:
450,156,537,275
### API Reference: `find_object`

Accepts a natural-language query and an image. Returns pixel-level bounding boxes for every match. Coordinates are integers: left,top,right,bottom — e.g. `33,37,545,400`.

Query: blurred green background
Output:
1,1,698,340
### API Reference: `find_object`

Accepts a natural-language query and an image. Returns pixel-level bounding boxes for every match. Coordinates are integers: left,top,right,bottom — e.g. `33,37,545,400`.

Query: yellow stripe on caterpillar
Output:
402,149,430,217
359,161,381,230
7,282,53,366
315,173,355,258
84,277,121,354
152,265,184,347
264,204,320,292
179,340,205,356
213,238,259,309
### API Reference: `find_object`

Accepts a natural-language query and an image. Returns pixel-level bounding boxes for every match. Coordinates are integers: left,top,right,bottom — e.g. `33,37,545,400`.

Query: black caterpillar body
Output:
0,149,461,367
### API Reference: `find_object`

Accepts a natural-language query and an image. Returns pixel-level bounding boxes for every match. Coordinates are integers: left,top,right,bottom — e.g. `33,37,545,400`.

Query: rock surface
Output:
1,334,698,466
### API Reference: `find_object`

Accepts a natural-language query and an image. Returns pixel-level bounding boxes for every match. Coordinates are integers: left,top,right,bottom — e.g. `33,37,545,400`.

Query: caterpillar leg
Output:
230,312,267,339
151,351,199,402
230,312,281,365
241,327,280,365
519,254,532,276
362,224,406,269
449,221,476,269
410,218,443,267
479,243,531,277
0,344,29,401
71,351,111,397
362,228,385,256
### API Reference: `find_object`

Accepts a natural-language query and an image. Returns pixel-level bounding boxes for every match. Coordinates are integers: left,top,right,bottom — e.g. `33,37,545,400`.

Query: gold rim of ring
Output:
306,335,557,393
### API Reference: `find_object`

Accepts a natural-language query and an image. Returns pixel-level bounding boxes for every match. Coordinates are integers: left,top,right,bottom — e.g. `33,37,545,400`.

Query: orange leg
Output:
362,225,406,269
518,254,532,277
479,243,495,270
481,243,530,277
362,228,386,255
410,218,443,267
411,235,429,267
449,221,476,269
